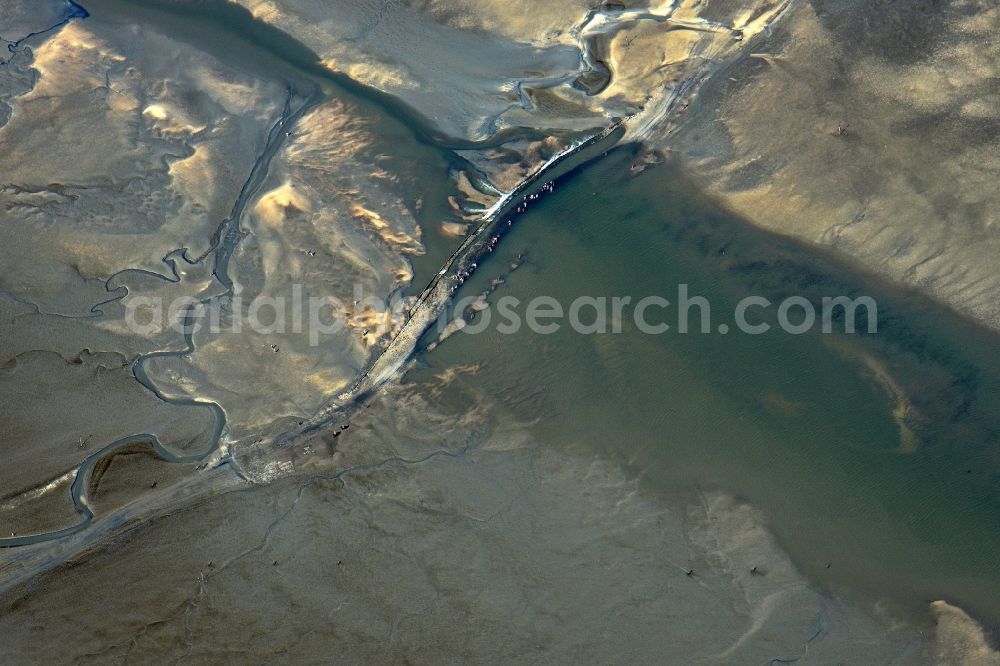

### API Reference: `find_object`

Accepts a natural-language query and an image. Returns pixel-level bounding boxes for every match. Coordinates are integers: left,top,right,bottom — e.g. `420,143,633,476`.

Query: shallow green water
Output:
418,145,1000,632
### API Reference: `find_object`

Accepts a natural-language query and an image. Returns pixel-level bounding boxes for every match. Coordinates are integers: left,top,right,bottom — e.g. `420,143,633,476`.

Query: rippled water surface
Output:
419,146,1000,631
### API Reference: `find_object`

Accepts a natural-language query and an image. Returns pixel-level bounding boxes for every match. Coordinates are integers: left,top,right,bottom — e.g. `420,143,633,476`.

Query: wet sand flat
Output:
1,0,1000,662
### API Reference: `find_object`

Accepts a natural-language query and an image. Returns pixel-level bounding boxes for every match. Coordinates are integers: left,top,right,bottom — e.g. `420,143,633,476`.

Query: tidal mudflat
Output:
1,0,999,663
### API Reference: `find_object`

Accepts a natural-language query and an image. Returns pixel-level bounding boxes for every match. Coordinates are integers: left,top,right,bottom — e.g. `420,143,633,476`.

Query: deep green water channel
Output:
419,146,1000,633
